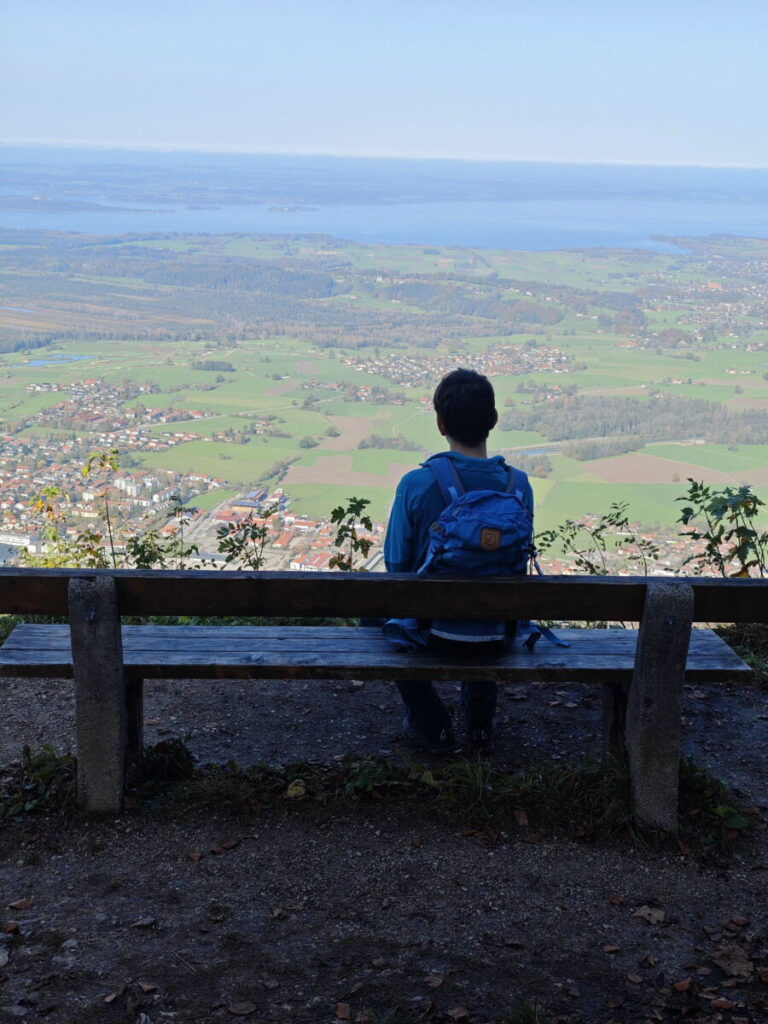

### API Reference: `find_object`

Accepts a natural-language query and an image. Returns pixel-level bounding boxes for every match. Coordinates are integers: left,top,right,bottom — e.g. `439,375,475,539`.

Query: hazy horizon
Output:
4,1,768,168
3,140,767,172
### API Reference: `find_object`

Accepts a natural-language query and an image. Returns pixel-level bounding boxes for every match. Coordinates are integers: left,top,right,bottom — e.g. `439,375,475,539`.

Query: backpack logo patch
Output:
480,527,501,551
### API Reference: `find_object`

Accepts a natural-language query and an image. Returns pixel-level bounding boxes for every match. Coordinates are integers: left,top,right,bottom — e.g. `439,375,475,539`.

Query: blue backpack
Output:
416,456,534,644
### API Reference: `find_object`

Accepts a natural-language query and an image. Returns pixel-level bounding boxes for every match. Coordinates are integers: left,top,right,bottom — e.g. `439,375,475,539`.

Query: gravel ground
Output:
1,674,767,1024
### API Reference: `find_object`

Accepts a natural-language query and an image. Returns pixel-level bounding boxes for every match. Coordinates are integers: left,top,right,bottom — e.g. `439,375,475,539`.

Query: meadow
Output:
2,229,768,534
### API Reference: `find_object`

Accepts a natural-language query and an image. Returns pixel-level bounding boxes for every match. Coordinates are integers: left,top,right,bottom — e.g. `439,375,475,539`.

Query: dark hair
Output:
432,368,497,446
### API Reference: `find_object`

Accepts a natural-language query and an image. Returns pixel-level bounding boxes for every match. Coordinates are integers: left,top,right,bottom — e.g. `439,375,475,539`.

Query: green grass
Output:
536,481,685,531
649,442,768,474
138,440,278,483
287,482,393,521
351,449,422,473
189,487,241,511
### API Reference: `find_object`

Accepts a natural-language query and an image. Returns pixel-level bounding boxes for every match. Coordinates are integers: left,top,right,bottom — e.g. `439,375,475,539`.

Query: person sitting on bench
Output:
383,367,533,754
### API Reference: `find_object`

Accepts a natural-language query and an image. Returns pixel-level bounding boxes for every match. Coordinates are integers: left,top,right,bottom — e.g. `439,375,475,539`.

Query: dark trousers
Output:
397,636,507,730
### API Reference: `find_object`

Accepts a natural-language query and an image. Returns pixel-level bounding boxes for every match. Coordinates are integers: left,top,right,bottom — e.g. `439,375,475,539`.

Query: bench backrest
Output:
1,568,765,623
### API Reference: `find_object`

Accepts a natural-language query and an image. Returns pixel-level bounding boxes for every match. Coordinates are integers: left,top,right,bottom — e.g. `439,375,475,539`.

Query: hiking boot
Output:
467,721,494,755
402,716,460,756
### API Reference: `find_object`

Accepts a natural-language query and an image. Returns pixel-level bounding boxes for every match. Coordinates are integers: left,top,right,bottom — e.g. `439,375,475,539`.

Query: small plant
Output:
126,738,197,802
498,1006,545,1024
678,758,752,853
0,745,77,822
342,758,391,796
22,486,110,569
162,495,200,569
215,505,277,570
330,496,374,571
677,478,768,577
82,448,121,568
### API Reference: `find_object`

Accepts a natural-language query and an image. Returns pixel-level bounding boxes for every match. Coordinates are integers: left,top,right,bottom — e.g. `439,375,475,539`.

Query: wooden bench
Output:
0,568,762,833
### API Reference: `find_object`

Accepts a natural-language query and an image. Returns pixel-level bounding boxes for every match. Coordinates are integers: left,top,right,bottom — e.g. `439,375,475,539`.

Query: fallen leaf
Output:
2,922,20,935
286,779,306,799
643,954,656,967
730,916,749,927
608,895,624,906
228,1002,256,1016
447,1009,469,1021
712,997,736,1010
212,836,241,854
7,899,32,911
145,718,161,726
336,1002,351,1020
524,831,544,844
602,945,622,954
673,977,693,992
104,984,126,1004
186,851,203,862
131,916,157,929
710,944,754,979
626,973,642,984
633,905,665,925
425,975,444,988
138,982,158,994
513,808,529,828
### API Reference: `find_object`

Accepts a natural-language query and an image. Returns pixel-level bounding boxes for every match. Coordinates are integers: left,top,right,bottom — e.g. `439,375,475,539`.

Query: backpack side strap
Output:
426,457,465,506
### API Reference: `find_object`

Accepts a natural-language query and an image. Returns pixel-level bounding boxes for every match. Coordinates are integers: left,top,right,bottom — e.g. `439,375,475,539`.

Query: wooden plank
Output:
0,624,750,683
1,568,766,622
0,622,751,654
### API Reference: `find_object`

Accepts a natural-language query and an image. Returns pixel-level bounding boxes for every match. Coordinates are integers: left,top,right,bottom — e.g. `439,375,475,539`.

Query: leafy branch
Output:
329,497,374,571
677,479,768,578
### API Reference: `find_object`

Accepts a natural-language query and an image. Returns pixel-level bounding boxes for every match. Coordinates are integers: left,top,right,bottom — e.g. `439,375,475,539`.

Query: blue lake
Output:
2,148,768,250
3,197,768,251
27,355,91,366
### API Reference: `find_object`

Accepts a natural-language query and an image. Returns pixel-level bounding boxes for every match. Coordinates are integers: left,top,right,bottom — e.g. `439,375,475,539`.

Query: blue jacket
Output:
384,450,534,573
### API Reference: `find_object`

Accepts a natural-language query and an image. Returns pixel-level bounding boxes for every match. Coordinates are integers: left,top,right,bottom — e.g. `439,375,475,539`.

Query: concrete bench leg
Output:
69,576,126,814
126,675,144,763
626,581,693,835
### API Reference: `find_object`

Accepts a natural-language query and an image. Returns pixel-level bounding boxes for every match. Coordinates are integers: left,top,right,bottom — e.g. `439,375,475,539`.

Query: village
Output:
342,341,574,388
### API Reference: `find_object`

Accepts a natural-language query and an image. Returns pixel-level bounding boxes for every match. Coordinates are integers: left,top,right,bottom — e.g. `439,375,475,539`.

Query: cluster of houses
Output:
342,342,573,388
201,488,384,571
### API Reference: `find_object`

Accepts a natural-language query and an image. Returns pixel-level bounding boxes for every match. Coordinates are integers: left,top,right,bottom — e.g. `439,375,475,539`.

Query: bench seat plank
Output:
0,623,751,683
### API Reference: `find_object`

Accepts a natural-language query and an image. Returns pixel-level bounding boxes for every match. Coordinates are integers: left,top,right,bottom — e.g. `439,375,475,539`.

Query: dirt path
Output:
1,674,767,1023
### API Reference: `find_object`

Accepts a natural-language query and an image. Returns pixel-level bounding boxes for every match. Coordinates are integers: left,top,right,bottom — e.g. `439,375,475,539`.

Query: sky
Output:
2,0,768,168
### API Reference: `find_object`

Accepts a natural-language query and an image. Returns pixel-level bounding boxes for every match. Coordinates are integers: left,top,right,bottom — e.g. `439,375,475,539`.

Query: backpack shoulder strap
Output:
505,466,528,502
425,456,465,506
